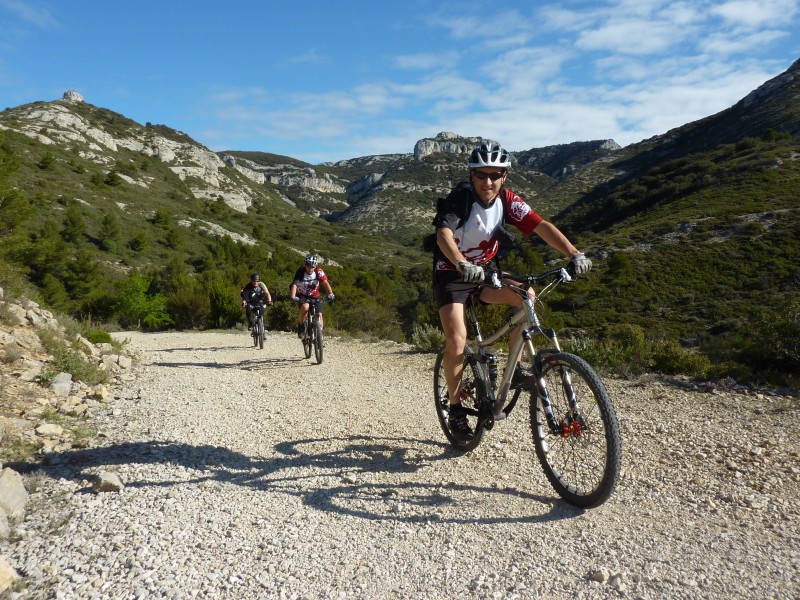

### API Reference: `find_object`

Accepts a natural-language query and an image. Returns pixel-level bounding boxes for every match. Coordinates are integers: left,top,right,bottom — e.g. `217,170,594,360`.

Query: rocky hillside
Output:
2,92,269,213
0,284,137,591
1,60,799,388
3,60,800,249
0,96,620,246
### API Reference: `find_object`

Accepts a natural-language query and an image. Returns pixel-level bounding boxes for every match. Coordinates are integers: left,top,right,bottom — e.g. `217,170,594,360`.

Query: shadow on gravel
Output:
13,435,577,525
150,356,309,371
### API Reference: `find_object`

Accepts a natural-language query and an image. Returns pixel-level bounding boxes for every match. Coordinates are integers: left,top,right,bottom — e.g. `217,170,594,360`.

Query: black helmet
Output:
250,273,260,281
468,142,511,169
305,254,319,267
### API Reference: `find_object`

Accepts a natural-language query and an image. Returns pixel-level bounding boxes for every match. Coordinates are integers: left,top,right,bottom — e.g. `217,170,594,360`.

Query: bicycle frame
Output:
297,295,324,326
467,268,575,432
250,303,265,321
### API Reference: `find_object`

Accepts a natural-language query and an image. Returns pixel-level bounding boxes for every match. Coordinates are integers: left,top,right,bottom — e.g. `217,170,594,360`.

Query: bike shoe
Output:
297,323,305,339
510,365,534,388
448,404,473,441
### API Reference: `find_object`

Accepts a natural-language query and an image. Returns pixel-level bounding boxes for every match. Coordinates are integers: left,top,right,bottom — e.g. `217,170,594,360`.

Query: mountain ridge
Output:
1,59,799,387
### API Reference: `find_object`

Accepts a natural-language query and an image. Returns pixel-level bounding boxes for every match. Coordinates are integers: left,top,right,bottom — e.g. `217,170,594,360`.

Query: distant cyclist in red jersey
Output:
289,254,335,338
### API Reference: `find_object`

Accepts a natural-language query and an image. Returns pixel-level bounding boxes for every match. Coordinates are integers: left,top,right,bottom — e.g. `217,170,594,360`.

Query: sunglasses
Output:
472,171,506,181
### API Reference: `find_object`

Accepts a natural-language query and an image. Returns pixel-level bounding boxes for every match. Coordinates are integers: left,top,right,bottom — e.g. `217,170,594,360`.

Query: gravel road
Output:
7,330,800,599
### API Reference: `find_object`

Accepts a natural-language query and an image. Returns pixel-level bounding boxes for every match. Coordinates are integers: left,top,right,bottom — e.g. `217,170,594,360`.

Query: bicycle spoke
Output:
530,353,621,507
433,348,486,452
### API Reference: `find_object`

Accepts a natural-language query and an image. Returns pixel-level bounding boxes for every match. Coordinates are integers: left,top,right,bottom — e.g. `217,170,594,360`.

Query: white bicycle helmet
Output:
305,254,319,267
468,143,511,169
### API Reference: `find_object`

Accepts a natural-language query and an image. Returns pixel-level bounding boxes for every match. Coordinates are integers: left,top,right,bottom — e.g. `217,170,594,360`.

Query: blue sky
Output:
1,0,798,164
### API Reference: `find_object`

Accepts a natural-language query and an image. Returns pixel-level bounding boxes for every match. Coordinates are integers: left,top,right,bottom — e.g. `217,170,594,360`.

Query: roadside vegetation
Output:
1,108,797,392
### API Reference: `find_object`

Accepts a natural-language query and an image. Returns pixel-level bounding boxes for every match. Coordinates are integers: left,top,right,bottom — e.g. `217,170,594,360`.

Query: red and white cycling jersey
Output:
435,189,542,270
292,267,327,298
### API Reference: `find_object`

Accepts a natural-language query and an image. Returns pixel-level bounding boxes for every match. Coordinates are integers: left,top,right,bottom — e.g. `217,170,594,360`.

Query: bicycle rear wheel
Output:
528,352,621,508
433,347,487,452
313,320,323,364
303,321,312,359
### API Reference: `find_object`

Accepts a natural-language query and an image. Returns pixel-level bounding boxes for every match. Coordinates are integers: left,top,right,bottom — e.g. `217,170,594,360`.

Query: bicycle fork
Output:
533,350,587,438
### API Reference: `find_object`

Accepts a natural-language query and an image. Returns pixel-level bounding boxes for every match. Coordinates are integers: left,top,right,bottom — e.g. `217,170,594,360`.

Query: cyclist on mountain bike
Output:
289,255,335,338
434,142,592,440
240,273,272,330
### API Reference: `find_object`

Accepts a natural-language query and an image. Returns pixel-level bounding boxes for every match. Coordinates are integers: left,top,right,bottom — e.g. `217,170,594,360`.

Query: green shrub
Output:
411,324,444,353
706,360,753,384
206,278,243,329
37,327,109,386
266,300,295,332
167,287,211,330
86,330,113,344
652,340,711,378
114,272,171,330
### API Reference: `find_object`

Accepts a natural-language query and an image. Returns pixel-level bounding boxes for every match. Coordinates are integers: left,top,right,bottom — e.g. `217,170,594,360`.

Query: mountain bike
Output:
433,267,621,508
295,295,332,364
249,302,268,349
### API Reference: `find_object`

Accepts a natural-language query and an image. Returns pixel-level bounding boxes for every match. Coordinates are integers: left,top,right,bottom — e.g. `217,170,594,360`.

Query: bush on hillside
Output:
167,285,211,330
113,272,171,330
36,326,109,386
411,324,444,353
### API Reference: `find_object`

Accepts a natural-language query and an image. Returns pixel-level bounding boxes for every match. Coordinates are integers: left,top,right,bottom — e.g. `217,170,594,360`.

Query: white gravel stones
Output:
3,330,799,599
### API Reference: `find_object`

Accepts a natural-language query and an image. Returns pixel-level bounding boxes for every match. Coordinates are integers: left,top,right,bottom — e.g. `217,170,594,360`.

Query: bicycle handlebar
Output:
498,267,572,286
292,295,334,303
476,266,572,288
247,300,272,308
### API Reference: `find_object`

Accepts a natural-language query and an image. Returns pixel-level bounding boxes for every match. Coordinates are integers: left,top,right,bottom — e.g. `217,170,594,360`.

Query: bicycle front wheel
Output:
258,318,265,350
313,320,323,364
528,352,621,508
433,347,486,452
303,321,312,358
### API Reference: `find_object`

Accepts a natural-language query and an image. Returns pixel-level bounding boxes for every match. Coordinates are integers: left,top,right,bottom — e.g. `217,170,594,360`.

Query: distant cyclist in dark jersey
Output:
434,142,592,441
289,254,335,338
240,273,272,330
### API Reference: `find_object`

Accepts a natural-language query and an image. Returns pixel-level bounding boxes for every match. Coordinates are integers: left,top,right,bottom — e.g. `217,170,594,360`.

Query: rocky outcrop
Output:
413,132,498,160
232,157,347,194
176,218,257,245
345,172,384,199
62,90,84,103
515,139,621,179
0,285,134,558
0,94,257,213
267,169,345,193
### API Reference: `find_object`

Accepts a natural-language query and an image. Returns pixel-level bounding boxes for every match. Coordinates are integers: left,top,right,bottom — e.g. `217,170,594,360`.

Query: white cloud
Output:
194,1,799,162
0,0,58,28
576,18,690,55
394,52,459,71
711,0,799,27
287,49,330,66
426,10,536,48
700,28,789,54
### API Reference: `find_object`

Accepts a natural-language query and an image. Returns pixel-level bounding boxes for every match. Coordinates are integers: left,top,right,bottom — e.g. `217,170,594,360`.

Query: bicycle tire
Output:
303,321,312,359
528,352,621,508
313,320,323,364
252,321,258,348
258,318,265,350
433,347,487,452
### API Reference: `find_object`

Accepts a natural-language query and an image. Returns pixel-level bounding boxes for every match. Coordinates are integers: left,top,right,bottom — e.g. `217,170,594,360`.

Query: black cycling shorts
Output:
433,260,498,308
299,297,323,312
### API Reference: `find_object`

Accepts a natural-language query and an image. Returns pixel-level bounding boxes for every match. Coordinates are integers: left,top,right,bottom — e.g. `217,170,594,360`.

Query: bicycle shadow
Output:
150,356,309,371
14,435,581,525
144,339,312,371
